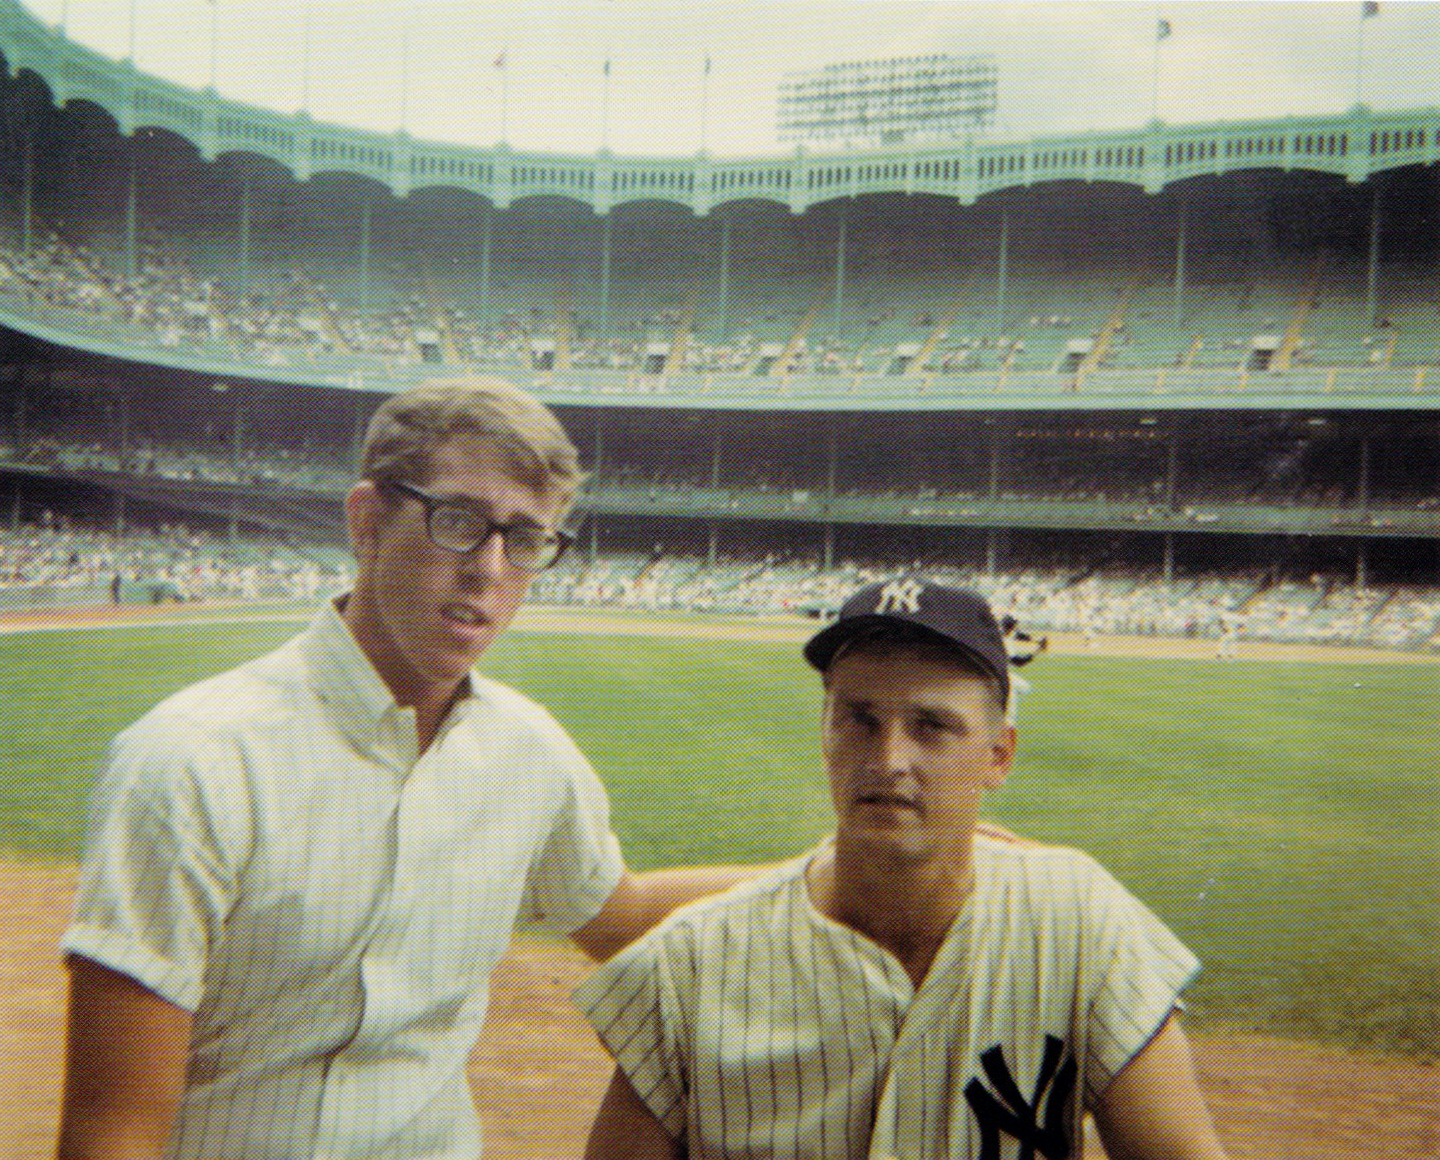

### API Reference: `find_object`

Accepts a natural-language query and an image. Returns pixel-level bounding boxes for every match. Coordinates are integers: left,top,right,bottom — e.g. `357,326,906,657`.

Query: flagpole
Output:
301,0,313,115
209,0,218,92
399,11,411,133
601,57,612,151
1354,5,1373,108
1150,35,1160,123
497,51,509,144
700,55,712,152
1150,13,1169,123
128,0,137,63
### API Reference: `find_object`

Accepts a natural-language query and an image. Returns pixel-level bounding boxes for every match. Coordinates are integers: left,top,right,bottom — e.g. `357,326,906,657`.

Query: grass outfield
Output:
1,613,1436,1055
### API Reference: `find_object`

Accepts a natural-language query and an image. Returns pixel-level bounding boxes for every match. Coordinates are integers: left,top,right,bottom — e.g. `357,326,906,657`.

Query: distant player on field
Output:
580,579,1229,1160
1000,610,1047,724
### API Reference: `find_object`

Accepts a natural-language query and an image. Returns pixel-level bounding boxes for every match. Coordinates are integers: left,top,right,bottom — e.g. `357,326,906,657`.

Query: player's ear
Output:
345,480,386,560
981,724,1016,790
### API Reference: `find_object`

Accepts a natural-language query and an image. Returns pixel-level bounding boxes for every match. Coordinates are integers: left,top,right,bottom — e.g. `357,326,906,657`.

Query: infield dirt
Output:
3,863,1436,1160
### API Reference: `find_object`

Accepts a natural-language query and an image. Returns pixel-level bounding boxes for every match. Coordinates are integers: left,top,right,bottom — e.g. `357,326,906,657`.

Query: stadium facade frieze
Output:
4,0,1438,214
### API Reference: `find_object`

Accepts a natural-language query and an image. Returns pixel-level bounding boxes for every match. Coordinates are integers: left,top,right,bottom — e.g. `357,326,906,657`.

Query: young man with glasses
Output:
57,378,757,1160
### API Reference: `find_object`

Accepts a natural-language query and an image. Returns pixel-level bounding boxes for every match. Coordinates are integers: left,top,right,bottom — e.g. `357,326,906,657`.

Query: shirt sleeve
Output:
516,714,625,934
1079,860,1201,1103
60,716,250,1012
575,927,691,1141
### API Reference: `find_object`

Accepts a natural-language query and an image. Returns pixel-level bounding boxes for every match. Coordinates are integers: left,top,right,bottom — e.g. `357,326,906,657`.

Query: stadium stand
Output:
1,7,1437,651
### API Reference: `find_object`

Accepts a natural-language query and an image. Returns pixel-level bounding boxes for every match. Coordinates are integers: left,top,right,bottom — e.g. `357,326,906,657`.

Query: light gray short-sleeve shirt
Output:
64,600,624,1160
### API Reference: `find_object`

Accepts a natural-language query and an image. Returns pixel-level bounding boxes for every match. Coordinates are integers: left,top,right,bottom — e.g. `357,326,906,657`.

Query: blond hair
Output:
359,377,585,513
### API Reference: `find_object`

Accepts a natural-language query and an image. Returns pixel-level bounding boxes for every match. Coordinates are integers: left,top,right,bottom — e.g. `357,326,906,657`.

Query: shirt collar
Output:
301,596,478,749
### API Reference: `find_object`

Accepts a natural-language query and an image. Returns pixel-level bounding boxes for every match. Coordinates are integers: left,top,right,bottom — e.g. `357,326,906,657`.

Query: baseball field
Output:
1,601,1437,1159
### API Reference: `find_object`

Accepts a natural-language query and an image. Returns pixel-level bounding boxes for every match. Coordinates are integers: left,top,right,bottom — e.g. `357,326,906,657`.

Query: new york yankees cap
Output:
803,579,1010,700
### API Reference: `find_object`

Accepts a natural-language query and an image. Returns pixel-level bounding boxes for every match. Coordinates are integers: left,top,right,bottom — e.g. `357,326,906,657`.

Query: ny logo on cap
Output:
875,579,924,615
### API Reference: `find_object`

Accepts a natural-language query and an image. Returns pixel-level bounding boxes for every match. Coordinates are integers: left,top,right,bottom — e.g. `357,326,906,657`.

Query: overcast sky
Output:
19,1,1440,157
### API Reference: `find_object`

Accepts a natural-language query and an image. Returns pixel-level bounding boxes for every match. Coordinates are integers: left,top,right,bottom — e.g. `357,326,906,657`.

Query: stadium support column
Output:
1165,431,1179,511
359,195,373,319
229,401,245,543
995,210,1009,334
124,159,138,284
1358,435,1371,512
599,213,613,339
1163,533,1174,586
710,423,722,488
823,419,837,572
238,170,252,302
591,417,604,566
1366,185,1382,326
833,204,848,339
987,422,1003,499
11,365,27,465
20,137,33,255
709,424,723,568
716,210,732,341
477,204,492,337
1173,199,1188,329
8,366,25,530
350,394,368,475
110,384,130,473
985,420,1004,577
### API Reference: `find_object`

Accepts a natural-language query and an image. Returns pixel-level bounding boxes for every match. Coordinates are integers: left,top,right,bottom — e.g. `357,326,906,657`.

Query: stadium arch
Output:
4,0,1438,213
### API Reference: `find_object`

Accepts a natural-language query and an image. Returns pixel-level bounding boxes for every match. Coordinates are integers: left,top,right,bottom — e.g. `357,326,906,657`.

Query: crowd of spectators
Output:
6,215,1436,387
0,516,349,607
1,430,352,494
12,417,1439,520
1,514,1435,652
531,549,1440,654
3,220,1437,650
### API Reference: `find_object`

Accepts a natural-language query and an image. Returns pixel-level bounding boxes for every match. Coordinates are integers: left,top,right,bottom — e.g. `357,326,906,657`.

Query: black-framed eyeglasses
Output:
380,479,573,571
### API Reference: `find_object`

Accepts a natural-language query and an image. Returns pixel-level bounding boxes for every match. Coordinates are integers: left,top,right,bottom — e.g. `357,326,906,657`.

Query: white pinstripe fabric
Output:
64,600,624,1160
578,834,1198,1160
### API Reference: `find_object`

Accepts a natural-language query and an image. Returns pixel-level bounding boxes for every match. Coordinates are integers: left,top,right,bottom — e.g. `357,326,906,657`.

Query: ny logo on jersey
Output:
874,579,923,615
963,1034,1077,1160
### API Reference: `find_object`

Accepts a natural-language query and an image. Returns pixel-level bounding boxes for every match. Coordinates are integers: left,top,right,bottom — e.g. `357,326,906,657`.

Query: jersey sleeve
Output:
60,717,251,1012
516,712,625,935
575,925,692,1141
1079,860,1201,1103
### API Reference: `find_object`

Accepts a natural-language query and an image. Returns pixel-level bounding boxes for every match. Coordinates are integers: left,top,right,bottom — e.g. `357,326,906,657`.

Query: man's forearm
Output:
56,957,191,1160
573,862,772,960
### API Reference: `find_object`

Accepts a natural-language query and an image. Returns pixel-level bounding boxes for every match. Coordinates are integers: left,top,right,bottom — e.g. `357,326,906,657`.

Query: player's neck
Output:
810,839,974,988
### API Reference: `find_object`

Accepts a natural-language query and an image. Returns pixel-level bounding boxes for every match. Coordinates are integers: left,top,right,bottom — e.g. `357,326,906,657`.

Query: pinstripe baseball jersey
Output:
577,832,1199,1160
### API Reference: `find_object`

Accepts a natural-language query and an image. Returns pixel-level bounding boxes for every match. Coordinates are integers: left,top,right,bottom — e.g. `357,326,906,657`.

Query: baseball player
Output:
579,579,1229,1160
1000,612,1047,724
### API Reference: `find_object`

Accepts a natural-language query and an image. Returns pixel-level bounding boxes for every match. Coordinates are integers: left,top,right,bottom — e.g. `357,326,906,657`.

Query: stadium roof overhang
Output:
4,0,1438,216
